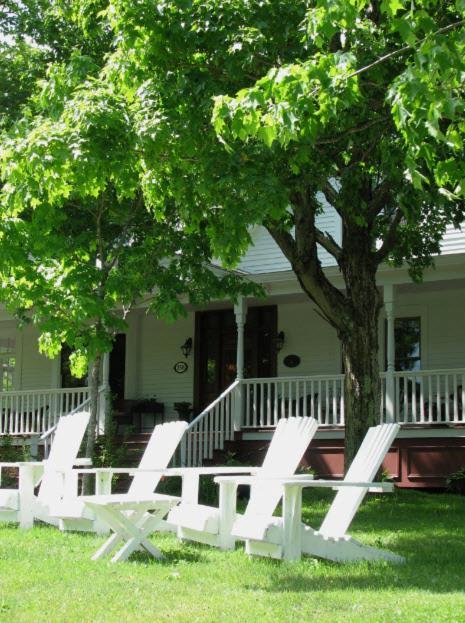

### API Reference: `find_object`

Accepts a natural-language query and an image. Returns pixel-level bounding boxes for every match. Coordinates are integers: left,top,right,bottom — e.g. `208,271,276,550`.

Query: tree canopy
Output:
0,11,255,457
78,0,465,461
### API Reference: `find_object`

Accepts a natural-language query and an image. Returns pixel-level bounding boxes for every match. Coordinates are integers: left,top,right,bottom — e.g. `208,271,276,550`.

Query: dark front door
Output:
195,306,277,411
109,333,126,402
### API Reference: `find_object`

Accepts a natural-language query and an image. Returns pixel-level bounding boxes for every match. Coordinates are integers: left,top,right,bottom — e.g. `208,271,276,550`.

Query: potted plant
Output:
173,401,193,422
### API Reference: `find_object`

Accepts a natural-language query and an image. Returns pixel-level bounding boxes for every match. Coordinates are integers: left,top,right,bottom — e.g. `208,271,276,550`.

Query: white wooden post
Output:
384,285,395,423
98,352,111,434
234,297,247,431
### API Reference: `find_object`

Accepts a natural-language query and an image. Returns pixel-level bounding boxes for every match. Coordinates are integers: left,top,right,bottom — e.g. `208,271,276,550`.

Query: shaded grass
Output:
0,489,464,623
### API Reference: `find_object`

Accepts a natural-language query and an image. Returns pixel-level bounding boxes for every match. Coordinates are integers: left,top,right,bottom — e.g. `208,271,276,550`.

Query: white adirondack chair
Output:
165,416,319,550
50,420,189,534
0,410,90,528
216,423,404,563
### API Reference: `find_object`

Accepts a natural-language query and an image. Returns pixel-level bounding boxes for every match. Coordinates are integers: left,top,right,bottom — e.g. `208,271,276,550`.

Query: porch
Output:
0,272,464,483
181,369,465,485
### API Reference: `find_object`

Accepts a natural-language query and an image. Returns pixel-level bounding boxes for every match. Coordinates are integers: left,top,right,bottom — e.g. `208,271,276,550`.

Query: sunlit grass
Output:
0,489,464,623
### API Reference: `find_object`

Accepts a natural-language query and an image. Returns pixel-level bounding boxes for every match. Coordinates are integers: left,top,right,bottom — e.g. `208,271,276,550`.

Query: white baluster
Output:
414,375,419,422
252,383,257,427
453,374,459,422
428,374,433,422
340,378,344,425
445,374,450,422
209,411,214,459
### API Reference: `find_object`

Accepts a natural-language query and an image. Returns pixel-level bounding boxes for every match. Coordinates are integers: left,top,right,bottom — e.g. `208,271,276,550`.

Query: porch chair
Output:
0,410,90,528
49,420,189,534
164,416,319,550
216,422,403,563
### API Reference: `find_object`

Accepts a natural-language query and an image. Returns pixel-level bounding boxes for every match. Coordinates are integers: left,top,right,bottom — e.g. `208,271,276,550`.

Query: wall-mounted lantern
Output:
274,331,285,352
181,337,193,358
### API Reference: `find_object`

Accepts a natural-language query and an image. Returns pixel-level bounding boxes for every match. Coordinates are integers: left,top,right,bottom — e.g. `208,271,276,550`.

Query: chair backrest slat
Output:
244,417,318,519
319,423,399,537
38,411,90,504
128,421,188,497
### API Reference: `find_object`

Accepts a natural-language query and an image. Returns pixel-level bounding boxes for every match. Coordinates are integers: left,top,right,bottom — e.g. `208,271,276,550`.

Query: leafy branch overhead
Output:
0,52,257,376
72,0,465,463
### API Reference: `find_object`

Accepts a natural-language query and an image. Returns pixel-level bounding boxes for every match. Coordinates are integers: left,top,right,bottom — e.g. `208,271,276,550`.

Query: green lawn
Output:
0,489,464,623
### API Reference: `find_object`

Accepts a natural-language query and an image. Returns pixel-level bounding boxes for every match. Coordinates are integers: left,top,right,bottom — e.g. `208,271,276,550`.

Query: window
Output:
0,337,15,391
385,317,421,371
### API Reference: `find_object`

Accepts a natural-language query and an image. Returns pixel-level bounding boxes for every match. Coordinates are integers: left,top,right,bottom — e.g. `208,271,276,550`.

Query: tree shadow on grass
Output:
242,490,465,596
250,542,465,596
125,547,206,565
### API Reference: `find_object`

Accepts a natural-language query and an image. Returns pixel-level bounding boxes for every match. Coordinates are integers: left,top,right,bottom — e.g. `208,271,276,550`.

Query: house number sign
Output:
283,354,301,368
173,361,188,374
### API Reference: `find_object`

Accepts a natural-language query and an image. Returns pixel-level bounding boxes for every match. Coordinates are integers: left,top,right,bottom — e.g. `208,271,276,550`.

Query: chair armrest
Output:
161,467,258,504
0,461,45,468
59,467,145,475
215,475,392,493
74,458,92,467
279,479,394,493
214,473,314,487
214,475,262,486
163,466,259,477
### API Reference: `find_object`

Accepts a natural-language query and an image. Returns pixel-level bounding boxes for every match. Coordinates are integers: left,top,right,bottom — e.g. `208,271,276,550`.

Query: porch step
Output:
195,431,241,464
120,434,152,465
120,431,245,467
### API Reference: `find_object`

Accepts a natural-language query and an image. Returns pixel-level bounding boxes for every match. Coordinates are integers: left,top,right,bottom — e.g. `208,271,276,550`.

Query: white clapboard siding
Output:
19,325,55,390
440,223,465,255
238,203,341,274
136,312,195,419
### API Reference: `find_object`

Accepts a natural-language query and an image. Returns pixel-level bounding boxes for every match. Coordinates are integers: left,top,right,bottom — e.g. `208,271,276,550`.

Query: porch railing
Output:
241,375,345,428
389,368,465,425
40,386,107,458
0,387,90,436
180,380,239,467
177,368,465,467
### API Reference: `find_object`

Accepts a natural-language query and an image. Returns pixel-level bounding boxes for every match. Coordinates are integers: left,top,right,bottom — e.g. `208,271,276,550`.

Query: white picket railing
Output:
181,380,240,466
391,368,465,425
179,367,465,467
0,387,90,436
40,385,107,458
241,375,345,428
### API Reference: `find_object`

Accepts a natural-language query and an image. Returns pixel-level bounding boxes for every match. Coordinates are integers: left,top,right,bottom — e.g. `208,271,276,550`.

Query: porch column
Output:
233,297,248,430
98,352,111,433
384,285,395,423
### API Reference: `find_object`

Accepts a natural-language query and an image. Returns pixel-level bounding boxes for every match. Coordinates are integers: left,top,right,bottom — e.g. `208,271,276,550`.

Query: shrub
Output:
447,467,465,495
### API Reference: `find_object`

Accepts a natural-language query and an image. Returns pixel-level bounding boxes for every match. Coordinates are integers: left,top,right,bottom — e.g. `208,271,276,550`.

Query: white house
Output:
1,207,464,487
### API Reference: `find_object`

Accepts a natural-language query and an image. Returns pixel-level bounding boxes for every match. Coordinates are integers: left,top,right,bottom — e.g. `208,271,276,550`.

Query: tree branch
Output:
321,180,340,211
267,196,350,333
315,227,342,261
266,223,298,264
345,19,465,82
315,116,389,146
375,208,404,263
103,192,144,276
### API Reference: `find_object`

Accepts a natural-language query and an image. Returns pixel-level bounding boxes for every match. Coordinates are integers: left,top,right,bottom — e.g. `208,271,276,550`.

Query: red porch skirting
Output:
235,433,465,488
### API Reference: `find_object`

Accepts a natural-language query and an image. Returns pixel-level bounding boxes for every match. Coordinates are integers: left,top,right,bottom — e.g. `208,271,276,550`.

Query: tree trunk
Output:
341,318,380,468
83,353,102,494
339,237,383,469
